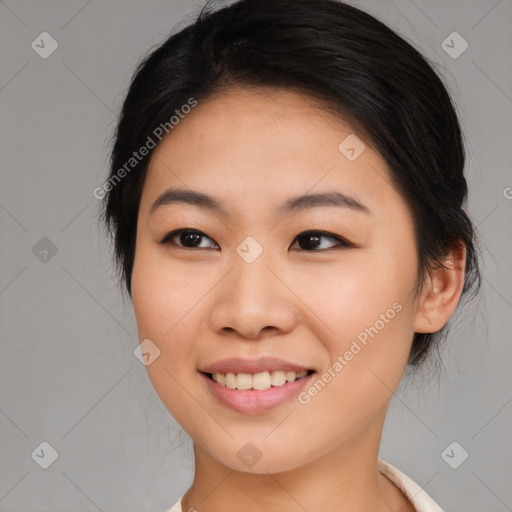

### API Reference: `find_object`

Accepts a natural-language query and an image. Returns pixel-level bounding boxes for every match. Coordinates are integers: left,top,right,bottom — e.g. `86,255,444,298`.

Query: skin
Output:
131,87,466,512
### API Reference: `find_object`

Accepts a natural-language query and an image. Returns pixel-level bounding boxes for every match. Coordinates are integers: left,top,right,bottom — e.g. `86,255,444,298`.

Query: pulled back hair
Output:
100,0,481,367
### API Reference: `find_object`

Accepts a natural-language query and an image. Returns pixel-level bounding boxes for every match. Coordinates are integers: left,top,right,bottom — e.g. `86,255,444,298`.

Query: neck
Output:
181,415,413,512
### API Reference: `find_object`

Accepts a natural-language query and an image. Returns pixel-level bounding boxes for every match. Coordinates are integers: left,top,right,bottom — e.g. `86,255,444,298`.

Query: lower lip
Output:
201,372,315,414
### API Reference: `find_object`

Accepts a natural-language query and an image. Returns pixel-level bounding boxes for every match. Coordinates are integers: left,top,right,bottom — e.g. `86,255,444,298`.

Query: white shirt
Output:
165,459,444,512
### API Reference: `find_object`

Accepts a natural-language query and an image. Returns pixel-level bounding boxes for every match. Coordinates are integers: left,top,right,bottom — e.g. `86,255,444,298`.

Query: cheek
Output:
131,246,205,428
299,244,417,343
131,240,195,339
294,301,413,451
298,235,419,408
131,246,194,409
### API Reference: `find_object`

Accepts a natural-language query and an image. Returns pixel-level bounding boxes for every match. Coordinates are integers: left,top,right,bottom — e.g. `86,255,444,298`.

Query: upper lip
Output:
200,357,313,375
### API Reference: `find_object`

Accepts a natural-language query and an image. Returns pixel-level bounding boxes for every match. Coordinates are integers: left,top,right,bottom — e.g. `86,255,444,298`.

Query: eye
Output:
159,229,219,249
290,230,352,251
159,228,352,252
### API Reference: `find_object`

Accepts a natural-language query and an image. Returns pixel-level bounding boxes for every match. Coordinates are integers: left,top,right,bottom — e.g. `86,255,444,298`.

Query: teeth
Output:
211,370,310,390
252,371,271,390
236,373,253,390
270,370,287,386
285,371,296,382
225,372,237,389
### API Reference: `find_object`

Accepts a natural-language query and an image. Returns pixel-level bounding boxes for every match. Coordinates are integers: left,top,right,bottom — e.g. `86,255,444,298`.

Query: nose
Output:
208,255,299,340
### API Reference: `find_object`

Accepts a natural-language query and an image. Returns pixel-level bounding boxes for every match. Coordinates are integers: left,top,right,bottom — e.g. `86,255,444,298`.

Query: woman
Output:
100,1,481,510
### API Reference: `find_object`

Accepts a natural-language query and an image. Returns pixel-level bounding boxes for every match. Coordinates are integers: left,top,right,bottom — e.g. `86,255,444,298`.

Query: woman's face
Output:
131,88,422,473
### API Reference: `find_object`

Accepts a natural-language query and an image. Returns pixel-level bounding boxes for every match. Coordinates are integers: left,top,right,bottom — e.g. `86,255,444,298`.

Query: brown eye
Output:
160,229,219,249
290,231,351,251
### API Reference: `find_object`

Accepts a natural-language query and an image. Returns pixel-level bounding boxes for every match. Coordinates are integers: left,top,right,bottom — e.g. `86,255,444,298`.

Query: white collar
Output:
378,459,444,512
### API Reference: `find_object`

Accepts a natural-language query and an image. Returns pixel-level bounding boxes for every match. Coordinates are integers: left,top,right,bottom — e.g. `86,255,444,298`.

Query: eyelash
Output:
158,229,353,252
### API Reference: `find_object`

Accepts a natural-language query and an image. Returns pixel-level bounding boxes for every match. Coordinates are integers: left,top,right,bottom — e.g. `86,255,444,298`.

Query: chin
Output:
202,437,315,475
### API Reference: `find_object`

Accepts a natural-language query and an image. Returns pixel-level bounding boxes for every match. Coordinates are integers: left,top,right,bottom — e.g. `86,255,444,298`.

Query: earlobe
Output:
413,244,467,334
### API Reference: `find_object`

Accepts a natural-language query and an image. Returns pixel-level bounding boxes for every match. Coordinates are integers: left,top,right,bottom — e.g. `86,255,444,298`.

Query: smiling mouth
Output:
202,370,316,391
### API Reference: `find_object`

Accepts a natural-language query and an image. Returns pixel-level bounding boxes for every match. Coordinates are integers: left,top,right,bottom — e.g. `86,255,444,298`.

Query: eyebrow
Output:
149,188,370,217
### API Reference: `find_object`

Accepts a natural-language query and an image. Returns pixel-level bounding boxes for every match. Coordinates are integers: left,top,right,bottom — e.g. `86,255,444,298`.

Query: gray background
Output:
0,0,511,511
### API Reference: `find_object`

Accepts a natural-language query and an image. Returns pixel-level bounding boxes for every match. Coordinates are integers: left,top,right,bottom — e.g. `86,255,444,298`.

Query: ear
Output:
413,243,467,334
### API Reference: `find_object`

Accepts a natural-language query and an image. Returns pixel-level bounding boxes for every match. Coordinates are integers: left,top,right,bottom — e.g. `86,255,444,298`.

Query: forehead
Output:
141,88,407,224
